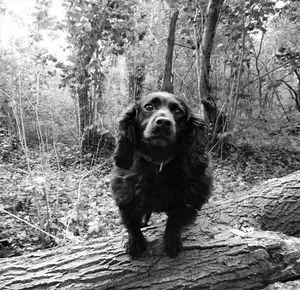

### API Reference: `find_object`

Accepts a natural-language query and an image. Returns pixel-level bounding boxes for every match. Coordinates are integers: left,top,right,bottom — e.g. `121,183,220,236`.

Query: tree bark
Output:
1,171,300,290
128,62,145,102
204,171,300,235
77,44,96,136
197,0,228,140
199,0,224,101
282,70,300,112
161,10,179,94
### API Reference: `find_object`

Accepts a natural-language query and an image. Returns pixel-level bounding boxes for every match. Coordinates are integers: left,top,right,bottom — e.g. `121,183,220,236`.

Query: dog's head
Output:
137,92,188,147
114,92,208,169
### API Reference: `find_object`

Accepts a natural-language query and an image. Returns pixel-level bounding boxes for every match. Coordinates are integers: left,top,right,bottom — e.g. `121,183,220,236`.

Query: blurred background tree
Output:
0,0,299,158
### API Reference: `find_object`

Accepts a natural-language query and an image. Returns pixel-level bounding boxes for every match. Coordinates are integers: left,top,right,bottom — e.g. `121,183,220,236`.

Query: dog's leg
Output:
120,208,147,258
163,207,197,257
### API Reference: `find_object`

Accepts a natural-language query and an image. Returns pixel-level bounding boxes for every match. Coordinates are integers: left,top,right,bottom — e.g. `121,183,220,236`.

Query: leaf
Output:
33,176,46,184
83,22,92,32
74,6,82,12
180,28,191,35
87,220,100,234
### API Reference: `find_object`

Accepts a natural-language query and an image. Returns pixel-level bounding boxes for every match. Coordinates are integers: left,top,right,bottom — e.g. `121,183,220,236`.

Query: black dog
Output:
111,92,212,258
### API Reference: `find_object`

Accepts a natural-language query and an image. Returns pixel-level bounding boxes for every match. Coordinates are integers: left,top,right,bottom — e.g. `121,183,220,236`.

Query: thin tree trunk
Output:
229,20,246,128
77,64,92,135
128,28,147,102
161,10,179,94
194,0,228,153
282,70,300,112
199,0,224,103
197,0,227,145
128,62,145,102
77,44,98,152
296,70,300,111
1,171,300,289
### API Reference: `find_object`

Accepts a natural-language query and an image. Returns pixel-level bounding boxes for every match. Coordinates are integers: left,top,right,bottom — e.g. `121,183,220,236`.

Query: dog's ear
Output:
184,112,209,170
114,105,137,169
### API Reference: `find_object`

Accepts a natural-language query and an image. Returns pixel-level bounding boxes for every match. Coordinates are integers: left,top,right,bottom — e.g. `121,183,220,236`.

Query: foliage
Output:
1,0,299,148
0,0,77,149
0,148,118,256
61,0,138,140
0,44,76,147
201,0,300,152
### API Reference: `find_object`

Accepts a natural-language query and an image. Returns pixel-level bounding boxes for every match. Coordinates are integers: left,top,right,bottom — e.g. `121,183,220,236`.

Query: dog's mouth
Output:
143,132,175,147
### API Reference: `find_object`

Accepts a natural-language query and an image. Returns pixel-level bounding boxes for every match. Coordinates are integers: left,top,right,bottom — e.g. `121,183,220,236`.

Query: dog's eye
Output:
174,108,184,116
144,104,154,112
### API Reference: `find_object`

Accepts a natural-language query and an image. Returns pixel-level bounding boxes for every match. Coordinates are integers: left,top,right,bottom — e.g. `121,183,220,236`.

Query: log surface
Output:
0,171,299,290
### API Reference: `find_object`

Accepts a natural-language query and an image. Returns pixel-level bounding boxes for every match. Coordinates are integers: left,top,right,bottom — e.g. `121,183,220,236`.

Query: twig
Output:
0,207,59,242
243,61,291,89
64,159,112,240
174,42,194,50
259,60,290,122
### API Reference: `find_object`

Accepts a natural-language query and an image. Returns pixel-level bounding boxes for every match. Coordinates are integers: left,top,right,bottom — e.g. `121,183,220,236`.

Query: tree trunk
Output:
161,10,179,94
78,69,91,135
77,43,96,134
203,171,300,235
77,44,102,153
127,27,147,102
199,0,224,101
197,0,228,142
128,62,145,102
283,70,300,112
1,171,300,290
199,0,231,154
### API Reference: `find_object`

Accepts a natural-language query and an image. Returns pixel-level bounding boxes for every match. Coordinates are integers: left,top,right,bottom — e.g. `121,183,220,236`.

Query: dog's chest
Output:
137,172,187,212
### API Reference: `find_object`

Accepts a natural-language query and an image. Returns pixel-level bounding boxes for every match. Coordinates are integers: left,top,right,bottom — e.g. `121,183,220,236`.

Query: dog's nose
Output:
155,117,172,128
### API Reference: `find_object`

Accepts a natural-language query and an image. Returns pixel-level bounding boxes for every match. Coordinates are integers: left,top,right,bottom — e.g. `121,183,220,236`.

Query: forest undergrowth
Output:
0,144,299,258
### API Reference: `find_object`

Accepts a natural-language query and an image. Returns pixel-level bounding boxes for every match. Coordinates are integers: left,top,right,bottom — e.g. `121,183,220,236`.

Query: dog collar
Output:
139,152,175,172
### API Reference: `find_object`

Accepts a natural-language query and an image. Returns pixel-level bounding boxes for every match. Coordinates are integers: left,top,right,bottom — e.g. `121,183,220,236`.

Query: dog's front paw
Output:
126,234,147,258
163,232,182,258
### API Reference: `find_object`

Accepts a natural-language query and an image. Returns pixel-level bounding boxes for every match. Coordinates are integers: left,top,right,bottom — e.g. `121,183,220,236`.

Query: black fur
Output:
111,92,212,258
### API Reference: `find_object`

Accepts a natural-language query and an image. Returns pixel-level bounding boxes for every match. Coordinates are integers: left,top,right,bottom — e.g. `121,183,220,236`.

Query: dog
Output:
111,92,212,258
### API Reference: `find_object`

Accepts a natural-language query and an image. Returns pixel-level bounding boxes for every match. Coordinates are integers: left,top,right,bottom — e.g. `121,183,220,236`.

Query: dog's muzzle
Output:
143,110,176,145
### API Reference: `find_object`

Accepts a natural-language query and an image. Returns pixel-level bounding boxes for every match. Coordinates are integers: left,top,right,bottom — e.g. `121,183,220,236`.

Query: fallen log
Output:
0,171,299,290
204,171,300,235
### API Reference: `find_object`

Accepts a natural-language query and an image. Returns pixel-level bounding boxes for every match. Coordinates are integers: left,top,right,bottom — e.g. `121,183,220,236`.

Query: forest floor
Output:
0,144,300,258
